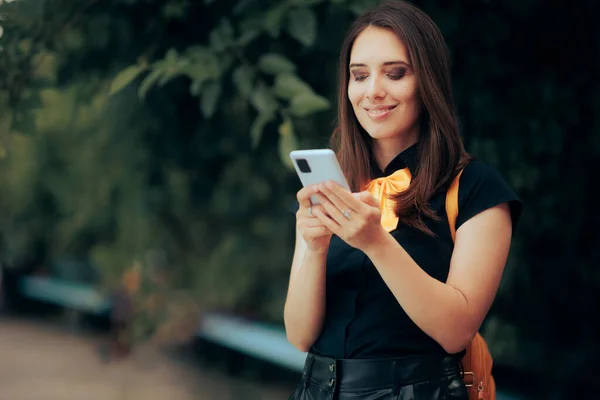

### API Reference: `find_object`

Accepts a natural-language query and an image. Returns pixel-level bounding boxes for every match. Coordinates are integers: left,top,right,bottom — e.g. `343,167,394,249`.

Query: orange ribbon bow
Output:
365,168,412,232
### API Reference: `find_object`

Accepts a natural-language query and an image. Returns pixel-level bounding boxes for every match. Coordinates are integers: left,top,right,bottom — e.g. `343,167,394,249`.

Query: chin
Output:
363,126,402,140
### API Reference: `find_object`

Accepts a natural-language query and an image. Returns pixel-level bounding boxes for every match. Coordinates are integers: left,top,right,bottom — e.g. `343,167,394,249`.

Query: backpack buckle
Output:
462,371,475,387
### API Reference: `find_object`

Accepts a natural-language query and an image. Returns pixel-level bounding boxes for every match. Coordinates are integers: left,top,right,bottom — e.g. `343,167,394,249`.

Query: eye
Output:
350,69,368,82
386,68,407,80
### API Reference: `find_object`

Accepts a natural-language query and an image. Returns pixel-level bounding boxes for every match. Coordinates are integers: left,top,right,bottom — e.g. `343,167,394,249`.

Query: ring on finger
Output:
342,209,351,220
308,206,312,216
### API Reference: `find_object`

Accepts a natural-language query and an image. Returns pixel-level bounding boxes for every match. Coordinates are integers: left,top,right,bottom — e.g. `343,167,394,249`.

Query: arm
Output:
312,181,514,354
364,203,513,354
283,185,332,352
283,230,327,352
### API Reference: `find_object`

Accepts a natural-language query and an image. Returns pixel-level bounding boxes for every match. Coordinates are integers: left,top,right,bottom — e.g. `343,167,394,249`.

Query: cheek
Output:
391,79,418,103
347,83,363,106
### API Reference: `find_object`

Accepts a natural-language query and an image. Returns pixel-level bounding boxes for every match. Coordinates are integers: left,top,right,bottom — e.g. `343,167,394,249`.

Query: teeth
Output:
367,107,394,115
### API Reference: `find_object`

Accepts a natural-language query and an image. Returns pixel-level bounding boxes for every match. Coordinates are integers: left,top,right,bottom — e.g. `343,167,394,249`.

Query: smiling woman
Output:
284,1,522,400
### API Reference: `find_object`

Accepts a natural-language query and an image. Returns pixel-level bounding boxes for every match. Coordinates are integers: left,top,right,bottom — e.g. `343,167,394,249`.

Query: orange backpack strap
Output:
445,168,496,400
446,169,464,242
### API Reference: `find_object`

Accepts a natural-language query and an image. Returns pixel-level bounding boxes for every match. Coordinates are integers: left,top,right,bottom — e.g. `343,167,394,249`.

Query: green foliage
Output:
107,2,334,154
286,7,318,47
110,65,146,95
0,0,341,327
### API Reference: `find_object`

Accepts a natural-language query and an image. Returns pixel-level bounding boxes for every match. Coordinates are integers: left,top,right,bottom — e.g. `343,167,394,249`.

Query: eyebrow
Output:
349,61,410,68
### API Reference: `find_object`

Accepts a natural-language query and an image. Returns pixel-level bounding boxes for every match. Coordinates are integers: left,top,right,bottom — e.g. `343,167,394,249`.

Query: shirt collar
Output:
371,143,419,178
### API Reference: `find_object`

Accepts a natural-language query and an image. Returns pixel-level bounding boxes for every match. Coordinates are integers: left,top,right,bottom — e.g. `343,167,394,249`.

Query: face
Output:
348,26,421,148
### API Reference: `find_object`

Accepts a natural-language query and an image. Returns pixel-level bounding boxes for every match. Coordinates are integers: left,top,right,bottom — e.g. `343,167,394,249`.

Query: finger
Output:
312,206,341,236
296,185,318,209
313,192,350,227
358,191,379,208
301,214,330,227
317,183,355,217
302,226,331,239
324,181,364,212
297,204,330,220
310,204,330,218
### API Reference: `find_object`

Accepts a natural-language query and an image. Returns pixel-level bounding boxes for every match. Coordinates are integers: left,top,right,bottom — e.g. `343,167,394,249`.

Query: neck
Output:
372,128,419,171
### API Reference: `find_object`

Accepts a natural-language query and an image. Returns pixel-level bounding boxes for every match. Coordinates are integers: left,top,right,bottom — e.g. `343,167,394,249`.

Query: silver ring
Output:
308,206,312,216
342,210,351,220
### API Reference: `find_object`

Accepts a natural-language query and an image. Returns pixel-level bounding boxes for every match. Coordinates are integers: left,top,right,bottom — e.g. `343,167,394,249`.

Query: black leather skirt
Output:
288,352,469,400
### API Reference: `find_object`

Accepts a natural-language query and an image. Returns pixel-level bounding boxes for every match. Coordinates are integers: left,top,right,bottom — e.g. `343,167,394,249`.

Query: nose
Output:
366,75,386,100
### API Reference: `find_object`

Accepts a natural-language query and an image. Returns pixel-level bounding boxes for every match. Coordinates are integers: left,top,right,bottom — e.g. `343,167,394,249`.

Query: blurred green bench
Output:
18,276,111,316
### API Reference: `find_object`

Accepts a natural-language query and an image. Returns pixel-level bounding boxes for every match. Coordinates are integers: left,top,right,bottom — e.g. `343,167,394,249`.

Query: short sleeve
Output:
455,160,523,231
290,201,300,217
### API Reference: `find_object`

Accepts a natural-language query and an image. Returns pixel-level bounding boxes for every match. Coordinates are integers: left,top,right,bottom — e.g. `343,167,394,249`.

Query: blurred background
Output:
0,0,597,399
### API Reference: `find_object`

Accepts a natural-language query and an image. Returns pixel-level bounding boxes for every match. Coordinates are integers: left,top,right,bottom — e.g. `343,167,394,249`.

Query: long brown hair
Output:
330,0,473,234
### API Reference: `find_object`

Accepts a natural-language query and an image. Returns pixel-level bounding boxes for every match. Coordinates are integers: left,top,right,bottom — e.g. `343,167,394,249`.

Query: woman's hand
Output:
311,181,386,252
296,185,333,254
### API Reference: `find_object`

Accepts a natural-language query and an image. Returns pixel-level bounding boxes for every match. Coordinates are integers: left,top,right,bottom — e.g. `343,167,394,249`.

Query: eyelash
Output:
352,72,406,82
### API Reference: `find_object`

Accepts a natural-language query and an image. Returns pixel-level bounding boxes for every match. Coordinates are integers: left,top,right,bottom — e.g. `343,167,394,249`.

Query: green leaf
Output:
158,67,183,86
201,81,222,118
163,1,188,19
63,29,85,51
232,65,255,99
278,117,298,168
236,29,260,46
182,46,221,81
138,69,163,100
258,53,296,75
110,65,146,95
31,51,59,85
249,83,278,116
239,14,264,35
274,73,313,99
209,18,235,52
190,80,203,96
250,112,275,149
286,7,317,47
165,48,179,65
289,92,331,117
264,5,287,38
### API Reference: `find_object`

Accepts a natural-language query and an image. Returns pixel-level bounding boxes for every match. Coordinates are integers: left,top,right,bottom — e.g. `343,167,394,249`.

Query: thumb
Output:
358,191,379,208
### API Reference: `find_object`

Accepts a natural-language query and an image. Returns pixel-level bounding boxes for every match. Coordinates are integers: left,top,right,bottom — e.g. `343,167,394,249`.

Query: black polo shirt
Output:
302,143,522,359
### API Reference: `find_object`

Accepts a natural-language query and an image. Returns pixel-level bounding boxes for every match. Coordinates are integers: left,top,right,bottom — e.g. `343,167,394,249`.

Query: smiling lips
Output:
364,105,397,119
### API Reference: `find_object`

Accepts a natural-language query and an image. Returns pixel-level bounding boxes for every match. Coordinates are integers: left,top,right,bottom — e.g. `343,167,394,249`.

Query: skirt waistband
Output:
301,352,461,392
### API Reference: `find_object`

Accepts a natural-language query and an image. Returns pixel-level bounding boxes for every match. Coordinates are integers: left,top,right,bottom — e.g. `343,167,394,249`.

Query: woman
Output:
284,1,522,399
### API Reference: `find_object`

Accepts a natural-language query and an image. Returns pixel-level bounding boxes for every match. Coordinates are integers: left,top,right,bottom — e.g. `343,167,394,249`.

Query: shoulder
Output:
455,160,523,231
459,160,507,189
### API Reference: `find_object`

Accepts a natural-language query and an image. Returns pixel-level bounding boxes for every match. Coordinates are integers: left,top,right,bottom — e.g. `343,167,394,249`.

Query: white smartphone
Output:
289,149,350,205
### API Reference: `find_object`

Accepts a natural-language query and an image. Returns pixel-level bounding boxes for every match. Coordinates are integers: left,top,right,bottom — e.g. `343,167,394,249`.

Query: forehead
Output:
349,26,409,65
